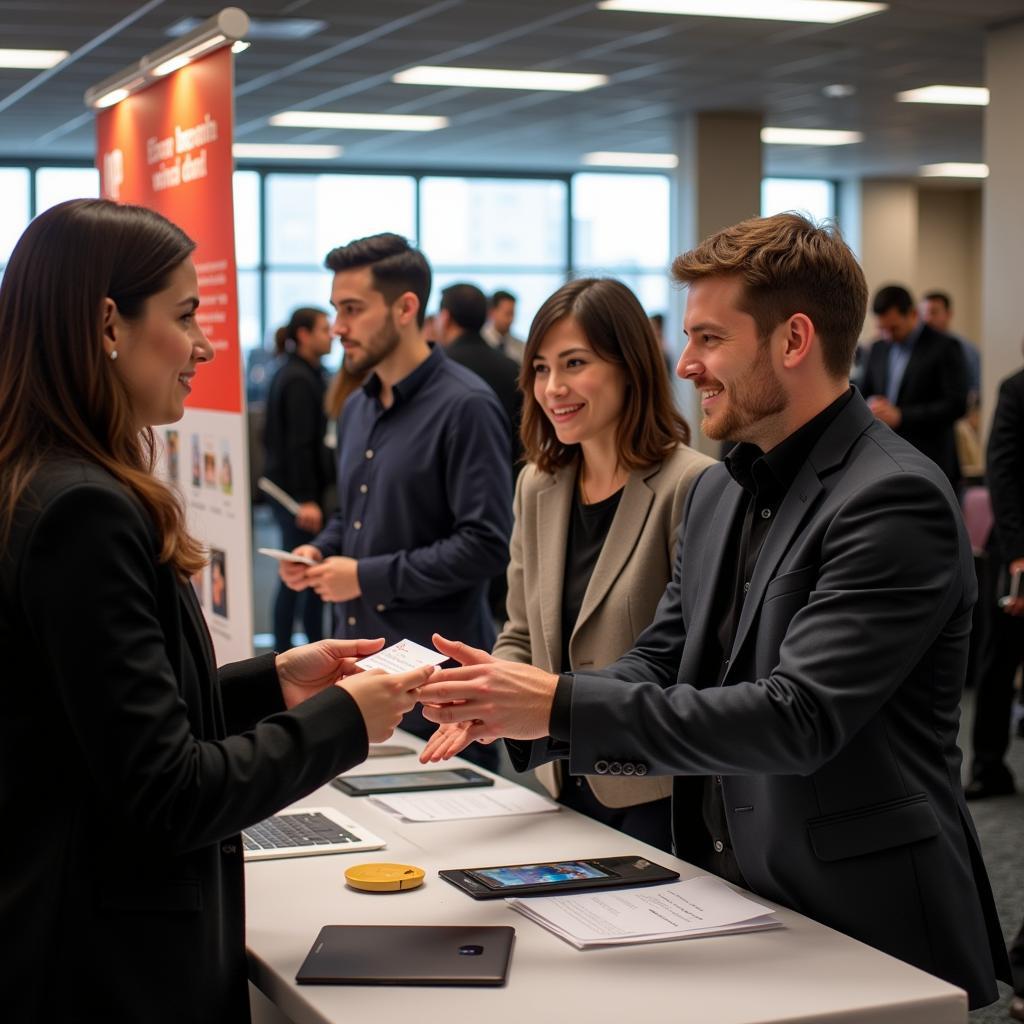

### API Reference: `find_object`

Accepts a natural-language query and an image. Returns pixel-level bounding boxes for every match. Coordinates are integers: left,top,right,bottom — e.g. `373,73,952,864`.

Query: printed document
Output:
371,788,559,822
508,875,781,949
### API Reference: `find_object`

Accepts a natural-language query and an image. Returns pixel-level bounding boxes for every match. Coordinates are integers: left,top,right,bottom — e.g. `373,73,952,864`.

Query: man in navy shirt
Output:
280,233,513,765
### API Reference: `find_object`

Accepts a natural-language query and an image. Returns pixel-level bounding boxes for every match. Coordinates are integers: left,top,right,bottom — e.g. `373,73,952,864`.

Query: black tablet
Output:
295,925,515,986
332,767,493,796
439,855,679,900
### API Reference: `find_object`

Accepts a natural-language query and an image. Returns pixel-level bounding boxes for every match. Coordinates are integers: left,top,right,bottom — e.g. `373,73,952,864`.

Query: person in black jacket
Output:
859,284,967,486
263,307,335,650
0,199,431,1023
966,362,1024,799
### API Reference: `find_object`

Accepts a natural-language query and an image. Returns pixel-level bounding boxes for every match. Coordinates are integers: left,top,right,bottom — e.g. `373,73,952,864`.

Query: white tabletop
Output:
245,737,967,1024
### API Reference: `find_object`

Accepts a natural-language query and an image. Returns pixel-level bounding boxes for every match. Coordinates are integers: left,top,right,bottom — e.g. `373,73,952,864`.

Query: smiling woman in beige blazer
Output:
425,277,712,851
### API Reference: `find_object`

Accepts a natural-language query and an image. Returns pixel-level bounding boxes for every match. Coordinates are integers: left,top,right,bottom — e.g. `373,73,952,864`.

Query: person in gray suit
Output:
417,213,1008,1008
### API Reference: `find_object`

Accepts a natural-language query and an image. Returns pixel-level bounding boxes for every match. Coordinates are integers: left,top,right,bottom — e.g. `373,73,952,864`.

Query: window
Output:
0,168,31,268
35,167,100,215
761,178,835,223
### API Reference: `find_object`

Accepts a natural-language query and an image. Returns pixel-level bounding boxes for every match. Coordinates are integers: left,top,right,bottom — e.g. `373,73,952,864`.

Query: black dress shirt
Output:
551,388,855,879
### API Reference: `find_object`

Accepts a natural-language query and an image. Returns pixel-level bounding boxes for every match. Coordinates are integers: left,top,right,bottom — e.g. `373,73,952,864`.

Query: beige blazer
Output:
493,444,715,807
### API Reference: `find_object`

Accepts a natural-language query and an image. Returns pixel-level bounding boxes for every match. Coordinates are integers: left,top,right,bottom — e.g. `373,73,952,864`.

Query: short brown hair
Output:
671,213,867,379
520,278,690,475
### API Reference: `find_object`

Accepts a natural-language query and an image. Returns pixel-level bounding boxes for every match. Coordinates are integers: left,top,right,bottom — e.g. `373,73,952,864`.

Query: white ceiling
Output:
0,0,1020,177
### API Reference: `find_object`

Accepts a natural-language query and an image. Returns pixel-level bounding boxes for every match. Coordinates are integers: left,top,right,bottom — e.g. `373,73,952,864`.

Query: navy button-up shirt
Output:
312,344,513,654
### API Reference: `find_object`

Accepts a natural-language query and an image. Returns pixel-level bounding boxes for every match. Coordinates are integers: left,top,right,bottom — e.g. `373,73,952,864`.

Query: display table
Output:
246,738,967,1024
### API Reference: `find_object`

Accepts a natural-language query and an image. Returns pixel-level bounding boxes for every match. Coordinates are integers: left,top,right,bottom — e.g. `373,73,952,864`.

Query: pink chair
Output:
961,486,993,556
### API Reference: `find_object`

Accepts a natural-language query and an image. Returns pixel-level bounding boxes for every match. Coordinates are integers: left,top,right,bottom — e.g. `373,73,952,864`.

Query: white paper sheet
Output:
508,875,782,949
355,638,448,673
370,787,560,821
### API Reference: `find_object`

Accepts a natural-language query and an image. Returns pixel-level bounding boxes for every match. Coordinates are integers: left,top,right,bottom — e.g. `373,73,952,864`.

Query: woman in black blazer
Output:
0,199,429,1023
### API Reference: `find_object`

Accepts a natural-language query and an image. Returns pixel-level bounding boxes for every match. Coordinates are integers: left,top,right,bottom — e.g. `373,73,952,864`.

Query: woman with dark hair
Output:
0,199,430,1023
263,306,335,650
423,277,714,851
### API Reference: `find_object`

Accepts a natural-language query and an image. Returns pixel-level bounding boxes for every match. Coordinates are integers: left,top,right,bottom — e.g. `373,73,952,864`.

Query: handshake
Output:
277,632,560,758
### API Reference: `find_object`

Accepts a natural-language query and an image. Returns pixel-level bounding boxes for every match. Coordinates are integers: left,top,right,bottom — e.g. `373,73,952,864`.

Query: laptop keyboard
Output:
243,811,363,852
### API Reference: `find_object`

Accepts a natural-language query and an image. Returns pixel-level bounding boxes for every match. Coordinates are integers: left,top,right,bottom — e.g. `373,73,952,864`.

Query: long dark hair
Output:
520,277,691,475
0,198,205,577
274,306,326,356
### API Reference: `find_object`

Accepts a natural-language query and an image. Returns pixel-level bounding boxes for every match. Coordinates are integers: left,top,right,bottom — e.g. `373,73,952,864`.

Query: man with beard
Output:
279,233,512,767
417,213,1008,1007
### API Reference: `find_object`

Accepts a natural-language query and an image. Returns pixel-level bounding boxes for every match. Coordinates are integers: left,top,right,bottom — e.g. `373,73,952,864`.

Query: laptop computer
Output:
242,806,386,861
296,925,515,986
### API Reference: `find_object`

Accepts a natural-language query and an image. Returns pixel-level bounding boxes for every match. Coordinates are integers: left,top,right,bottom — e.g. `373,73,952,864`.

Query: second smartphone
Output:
332,767,493,797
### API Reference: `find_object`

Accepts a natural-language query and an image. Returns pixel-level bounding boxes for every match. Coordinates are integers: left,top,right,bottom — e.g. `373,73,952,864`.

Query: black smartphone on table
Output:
439,855,679,900
332,767,493,797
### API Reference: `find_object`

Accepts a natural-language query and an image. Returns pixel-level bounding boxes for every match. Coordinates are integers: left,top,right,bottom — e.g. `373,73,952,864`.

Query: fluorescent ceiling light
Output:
597,1,886,24
0,48,68,69
583,151,678,168
896,85,989,106
233,144,343,160
231,41,251,54
270,111,449,132
762,126,863,145
393,66,608,92
919,163,988,178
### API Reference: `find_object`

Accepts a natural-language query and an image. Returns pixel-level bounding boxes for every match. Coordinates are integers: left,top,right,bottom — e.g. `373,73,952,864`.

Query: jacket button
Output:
347,616,356,626
365,449,374,459
221,843,237,855
594,760,609,774
714,840,725,853
635,764,648,777
609,762,622,775
621,763,635,776
376,603,386,612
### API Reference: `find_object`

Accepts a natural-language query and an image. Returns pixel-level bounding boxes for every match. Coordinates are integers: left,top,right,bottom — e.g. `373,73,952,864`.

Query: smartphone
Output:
439,855,680,900
257,547,318,566
998,568,1022,610
332,768,493,796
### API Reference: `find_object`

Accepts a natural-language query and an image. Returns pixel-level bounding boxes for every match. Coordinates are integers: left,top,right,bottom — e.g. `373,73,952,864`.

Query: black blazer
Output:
859,323,967,483
263,353,334,504
514,393,1007,1007
985,367,1024,565
446,331,523,464
0,459,368,1023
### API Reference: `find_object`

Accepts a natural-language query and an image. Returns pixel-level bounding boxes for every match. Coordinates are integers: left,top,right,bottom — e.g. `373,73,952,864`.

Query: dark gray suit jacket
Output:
514,392,1007,1007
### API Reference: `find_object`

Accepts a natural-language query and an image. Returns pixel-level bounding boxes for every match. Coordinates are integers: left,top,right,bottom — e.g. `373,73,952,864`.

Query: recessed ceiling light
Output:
167,16,325,40
897,85,989,106
0,48,68,69
270,111,449,132
582,151,678,168
392,66,608,92
823,83,856,98
233,144,342,160
761,127,863,145
919,163,988,178
597,1,886,24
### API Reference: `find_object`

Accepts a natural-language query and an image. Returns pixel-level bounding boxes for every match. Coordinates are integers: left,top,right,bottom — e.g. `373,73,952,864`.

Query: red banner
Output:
96,46,241,413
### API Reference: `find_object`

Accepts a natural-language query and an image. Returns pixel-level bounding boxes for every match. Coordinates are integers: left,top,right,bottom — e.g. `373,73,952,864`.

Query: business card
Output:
355,638,448,673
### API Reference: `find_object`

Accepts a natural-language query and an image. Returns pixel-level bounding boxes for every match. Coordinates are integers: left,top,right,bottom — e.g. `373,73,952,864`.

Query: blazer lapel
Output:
537,465,575,671
573,467,655,637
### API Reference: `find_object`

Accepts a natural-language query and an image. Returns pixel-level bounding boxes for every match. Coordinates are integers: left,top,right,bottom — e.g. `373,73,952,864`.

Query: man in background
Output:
860,284,967,486
280,234,512,768
920,290,981,408
482,289,526,363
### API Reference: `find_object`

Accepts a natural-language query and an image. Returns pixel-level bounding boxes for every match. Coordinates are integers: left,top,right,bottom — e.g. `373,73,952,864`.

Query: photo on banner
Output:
95,46,254,662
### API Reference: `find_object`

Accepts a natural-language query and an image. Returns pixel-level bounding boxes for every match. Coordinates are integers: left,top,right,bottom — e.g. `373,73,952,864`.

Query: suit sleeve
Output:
492,468,532,664
567,471,963,777
21,484,368,854
218,653,284,735
898,337,968,431
355,391,514,604
986,377,1024,562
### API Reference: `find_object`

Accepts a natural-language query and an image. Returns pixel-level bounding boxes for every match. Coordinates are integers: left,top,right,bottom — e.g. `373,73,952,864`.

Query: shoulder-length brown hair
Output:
519,277,690,475
0,198,205,578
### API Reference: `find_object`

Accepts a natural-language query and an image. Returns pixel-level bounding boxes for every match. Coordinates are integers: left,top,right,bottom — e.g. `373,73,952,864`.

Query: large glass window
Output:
233,170,261,270
761,178,835,222
35,167,100,215
0,168,31,267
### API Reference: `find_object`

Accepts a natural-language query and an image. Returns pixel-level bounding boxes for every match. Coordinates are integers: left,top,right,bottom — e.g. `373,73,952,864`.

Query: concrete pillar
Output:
982,19,1024,426
668,112,762,455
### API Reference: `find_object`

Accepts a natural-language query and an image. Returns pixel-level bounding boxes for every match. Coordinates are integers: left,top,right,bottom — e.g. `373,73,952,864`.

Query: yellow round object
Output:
344,862,426,893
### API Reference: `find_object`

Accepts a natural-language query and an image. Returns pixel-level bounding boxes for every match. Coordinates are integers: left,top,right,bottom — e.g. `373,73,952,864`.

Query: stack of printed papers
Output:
370,787,560,822
507,875,782,949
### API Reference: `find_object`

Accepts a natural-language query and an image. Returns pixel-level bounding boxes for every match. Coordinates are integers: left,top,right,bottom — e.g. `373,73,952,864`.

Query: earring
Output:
109,348,118,361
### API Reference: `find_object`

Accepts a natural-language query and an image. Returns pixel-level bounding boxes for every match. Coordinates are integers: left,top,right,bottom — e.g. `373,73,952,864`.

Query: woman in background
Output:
0,199,428,1022
263,307,336,650
424,277,713,852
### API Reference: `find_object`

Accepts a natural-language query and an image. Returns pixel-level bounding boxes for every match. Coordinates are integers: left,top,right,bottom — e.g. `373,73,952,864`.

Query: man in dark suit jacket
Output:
966,363,1024,799
418,214,1008,1008
859,284,968,485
